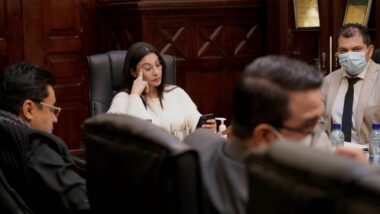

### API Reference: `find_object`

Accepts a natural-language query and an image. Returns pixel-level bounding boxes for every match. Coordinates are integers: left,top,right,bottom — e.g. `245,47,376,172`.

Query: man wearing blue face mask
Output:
322,23,380,145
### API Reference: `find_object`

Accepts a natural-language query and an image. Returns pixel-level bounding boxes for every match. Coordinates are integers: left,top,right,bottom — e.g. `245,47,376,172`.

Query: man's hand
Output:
334,146,369,165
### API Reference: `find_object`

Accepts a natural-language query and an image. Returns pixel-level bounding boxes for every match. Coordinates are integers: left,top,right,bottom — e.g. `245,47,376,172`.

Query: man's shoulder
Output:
369,59,380,72
164,85,184,95
29,130,64,144
325,68,343,79
0,120,62,146
184,129,226,154
28,130,68,154
322,69,343,91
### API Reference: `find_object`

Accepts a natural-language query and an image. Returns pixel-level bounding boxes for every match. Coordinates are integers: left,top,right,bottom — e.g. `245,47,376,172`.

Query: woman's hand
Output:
202,119,217,133
131,70,149,95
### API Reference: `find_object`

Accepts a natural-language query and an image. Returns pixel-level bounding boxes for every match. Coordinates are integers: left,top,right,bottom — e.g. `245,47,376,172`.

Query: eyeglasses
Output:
280,125,316,135
35,101,61,117
279,115,324,136
278,123,326,147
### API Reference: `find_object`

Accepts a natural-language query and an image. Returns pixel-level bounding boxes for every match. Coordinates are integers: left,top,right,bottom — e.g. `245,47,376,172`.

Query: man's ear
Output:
19,100,34,122
367,44,375,59
251,124,277,148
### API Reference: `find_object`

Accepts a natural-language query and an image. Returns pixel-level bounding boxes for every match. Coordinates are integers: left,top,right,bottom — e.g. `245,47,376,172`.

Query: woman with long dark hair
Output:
107,42,216,139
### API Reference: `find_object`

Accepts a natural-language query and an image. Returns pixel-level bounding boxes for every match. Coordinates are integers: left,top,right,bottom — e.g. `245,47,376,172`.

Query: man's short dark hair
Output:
0,62,55,115
232,55,323,140
337,23,371,46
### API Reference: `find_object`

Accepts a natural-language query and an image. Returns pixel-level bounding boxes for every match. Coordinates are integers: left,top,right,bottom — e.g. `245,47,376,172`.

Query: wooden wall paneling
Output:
267,0,315,65
0,0,7,68
319,0,331,75
0,0,5,45
96,5,143,51
96,1,265,121
75,0,97,125
266,0,278,54
288,31,320,65
266,0,290,55
3,0,23,67
330,0,345,72
131,1,266,120
82,0,98,55
376,0,380,47
194,21,231,118
23,0,44,65
367,0,377,46
284,0,320,66
24,0,86,149
268,0,362,74
98,17,142,51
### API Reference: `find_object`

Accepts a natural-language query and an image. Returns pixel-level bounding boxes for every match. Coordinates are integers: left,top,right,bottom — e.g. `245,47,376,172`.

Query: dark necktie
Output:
341,77,360,142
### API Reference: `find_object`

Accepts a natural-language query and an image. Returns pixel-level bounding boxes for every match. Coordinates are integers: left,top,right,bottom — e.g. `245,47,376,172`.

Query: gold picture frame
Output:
343,0,372,26
293,0,320,29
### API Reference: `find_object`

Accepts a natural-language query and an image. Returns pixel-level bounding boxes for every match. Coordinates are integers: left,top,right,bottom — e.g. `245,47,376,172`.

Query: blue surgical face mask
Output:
338,51,368,76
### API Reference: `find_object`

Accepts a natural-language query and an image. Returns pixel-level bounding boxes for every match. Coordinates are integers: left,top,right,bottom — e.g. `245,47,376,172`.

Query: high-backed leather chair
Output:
82,113,203,214
0,167,33,214
372,48,380,64
246,140,380,214
87,50,176,116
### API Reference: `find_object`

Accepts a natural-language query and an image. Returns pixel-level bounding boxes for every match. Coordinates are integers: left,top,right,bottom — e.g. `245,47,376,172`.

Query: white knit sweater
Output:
107,86,201,134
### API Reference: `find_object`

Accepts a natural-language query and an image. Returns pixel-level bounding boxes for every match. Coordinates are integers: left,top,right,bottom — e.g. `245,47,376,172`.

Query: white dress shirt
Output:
331,65,368,144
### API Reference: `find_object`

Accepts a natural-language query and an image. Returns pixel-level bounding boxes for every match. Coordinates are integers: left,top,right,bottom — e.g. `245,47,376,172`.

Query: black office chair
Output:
246,140,380,214
372,48,380,64
87,50,176,116
82,113,203,214
0,167,33,214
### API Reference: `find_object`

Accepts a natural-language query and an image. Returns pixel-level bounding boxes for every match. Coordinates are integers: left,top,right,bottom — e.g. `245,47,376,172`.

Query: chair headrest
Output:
246,140,380,213
82,113,191,155
247,140,376,183
107,50,128,91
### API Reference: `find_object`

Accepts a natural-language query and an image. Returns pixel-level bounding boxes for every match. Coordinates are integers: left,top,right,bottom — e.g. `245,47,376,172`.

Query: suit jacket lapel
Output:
326,70,344,128
356,60,378,132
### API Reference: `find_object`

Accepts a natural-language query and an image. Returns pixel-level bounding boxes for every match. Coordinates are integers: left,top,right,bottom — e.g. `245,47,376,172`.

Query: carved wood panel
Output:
0,0,6,68
1,0,24,69
97,0,265,122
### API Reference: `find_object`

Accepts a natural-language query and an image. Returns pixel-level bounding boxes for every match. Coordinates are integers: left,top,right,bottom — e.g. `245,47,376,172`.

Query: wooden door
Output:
23,0,87,149
0,0,24,68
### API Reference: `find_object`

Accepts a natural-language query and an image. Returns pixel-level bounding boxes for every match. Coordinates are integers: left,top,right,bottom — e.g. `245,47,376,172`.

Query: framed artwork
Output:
343,0,372,26
293,0,320,29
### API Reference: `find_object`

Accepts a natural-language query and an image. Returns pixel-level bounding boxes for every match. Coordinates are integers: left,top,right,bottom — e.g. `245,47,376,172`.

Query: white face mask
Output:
270,127,314,147
338,51,368,76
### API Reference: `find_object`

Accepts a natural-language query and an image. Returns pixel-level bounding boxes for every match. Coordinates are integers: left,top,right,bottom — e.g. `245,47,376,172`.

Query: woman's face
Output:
135,52,162,88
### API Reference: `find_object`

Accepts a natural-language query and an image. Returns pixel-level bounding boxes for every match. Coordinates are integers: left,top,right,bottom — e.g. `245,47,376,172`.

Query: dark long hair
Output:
122,42,167,107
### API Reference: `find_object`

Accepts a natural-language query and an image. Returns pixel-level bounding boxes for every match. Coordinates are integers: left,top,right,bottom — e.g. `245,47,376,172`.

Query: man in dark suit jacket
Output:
0,63,90,213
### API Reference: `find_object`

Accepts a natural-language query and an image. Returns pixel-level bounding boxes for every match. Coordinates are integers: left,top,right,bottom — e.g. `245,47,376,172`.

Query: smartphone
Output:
196,113,215,128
